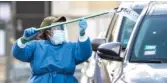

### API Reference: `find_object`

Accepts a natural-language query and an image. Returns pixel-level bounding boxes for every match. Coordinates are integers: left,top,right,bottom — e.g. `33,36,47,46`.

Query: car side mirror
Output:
97,42,123,61
91,38,106,52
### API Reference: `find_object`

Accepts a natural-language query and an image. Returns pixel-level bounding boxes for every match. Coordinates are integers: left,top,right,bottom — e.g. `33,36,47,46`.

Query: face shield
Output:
51,24,65,31
49,23,68,45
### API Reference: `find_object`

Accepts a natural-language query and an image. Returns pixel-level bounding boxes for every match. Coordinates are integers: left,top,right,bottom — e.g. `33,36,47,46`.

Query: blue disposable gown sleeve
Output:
12,38,36,62
74,35,92,65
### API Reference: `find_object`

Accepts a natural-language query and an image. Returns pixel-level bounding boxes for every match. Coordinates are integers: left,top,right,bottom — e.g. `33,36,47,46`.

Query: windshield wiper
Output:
131,60,163,63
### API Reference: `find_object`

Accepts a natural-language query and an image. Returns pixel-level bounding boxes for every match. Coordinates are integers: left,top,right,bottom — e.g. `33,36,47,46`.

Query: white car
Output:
98,2,167,83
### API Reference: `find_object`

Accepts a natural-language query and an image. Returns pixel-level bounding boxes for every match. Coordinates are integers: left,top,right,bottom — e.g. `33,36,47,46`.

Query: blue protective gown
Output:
12,37,92,83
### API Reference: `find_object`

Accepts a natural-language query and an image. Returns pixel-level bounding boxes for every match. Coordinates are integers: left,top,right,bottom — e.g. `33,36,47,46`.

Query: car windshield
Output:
130,15,167,62
118,8,142,48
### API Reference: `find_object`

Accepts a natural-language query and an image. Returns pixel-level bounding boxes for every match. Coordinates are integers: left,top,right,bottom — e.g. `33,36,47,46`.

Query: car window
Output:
118,8,143,48
118,17,136,48
131,15,167,62
106,7,143,49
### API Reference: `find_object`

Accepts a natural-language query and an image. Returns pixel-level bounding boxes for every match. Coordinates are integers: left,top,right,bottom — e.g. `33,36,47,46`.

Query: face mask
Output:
49,30,65,45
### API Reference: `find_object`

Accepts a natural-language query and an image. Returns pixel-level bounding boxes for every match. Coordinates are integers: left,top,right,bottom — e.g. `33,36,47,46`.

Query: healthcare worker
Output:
12,16,92,83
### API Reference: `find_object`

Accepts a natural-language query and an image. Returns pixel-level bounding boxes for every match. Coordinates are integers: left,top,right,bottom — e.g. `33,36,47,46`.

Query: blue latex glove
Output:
79,19,87,36
22,27,39,43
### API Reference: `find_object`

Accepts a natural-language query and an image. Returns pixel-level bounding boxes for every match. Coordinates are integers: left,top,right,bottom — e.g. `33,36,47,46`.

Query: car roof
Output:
120,2,148,8
120,2,148,14
148,3,167,15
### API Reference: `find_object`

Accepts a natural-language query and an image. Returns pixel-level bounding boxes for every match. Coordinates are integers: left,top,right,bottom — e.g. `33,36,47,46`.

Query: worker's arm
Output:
74,34,92,65
12,38,36,62
12,27,38,62
74,19,92,64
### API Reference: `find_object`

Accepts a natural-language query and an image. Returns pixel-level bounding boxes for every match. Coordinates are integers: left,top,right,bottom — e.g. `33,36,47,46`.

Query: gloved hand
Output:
21,27,39,44
79,19,87,36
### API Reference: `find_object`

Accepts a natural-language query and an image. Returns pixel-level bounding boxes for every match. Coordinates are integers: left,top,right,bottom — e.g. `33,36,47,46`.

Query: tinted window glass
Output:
119,17,136,48
131,15,167,62
118,8,142,48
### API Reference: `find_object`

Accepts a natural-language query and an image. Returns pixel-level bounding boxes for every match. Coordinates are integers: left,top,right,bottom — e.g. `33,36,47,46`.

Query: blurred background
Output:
0,1,120,83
